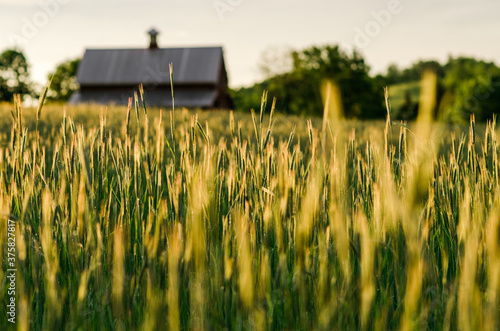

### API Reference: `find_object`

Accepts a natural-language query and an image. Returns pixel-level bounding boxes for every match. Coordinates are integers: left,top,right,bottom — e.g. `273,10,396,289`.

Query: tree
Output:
441,73,500,122
48,58,80,101
403,60,444,82
439,57,500,122
382,57,500,123
397,90,418,120
293,45,385,118
233,44,385,118
385,64,402,84
0,48,32,102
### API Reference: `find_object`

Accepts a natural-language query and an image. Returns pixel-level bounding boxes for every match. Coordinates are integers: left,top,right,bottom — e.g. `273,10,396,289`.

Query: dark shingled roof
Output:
76,47,224,86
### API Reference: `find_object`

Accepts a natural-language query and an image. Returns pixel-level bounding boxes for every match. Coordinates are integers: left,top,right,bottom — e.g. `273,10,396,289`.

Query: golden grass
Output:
0,80,499,330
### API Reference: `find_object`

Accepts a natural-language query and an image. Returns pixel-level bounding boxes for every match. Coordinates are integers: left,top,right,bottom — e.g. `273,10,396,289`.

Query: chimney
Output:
147,28,159,49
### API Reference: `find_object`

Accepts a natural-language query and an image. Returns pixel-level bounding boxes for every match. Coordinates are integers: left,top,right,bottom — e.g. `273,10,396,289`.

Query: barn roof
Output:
76,46,224,86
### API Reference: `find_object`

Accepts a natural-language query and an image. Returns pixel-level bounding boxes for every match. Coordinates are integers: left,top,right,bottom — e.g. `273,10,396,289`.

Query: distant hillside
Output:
387,81,420,119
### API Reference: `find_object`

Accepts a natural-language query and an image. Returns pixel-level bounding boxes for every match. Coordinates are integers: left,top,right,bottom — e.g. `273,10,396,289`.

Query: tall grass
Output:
0,78,499,330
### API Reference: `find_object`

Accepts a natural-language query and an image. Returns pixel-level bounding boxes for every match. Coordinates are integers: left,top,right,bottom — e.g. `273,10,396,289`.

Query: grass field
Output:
0,83,499,330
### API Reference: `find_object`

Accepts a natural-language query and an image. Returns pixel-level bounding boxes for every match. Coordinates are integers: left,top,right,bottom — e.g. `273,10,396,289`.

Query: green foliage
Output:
233,45,385,119
387,81,420,120
385,57,500,123
384,60,445,85
47,58,80,101
440,57,500,122
398,90,419,120
0,48,32,102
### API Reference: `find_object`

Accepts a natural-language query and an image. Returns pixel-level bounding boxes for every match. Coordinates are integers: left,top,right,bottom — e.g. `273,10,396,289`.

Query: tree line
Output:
231,46,500,122
1,46,499,122
0,48,79,103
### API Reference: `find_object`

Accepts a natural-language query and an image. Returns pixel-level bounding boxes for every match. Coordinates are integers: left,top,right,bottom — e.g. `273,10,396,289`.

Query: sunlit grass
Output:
0,78,499,330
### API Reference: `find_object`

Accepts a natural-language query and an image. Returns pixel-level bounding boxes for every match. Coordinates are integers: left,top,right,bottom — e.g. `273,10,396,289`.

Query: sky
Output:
1,0,500,89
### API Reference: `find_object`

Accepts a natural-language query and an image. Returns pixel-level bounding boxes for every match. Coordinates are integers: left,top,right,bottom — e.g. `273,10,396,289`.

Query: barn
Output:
69,28,233,109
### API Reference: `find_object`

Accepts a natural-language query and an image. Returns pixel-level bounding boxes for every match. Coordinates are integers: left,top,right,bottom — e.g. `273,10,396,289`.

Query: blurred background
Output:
1,0,500,122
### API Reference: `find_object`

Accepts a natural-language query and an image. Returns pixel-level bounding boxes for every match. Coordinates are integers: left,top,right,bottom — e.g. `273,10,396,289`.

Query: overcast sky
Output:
1,0,499,89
